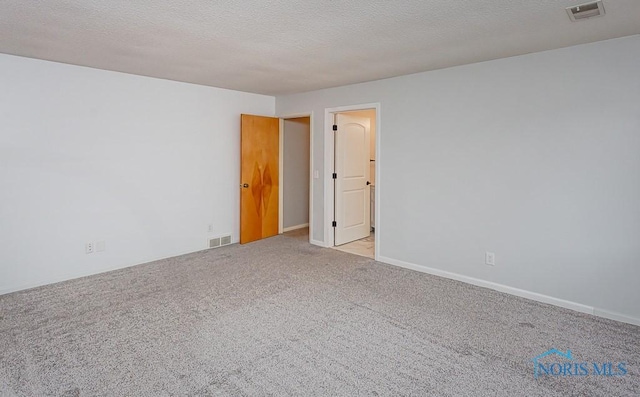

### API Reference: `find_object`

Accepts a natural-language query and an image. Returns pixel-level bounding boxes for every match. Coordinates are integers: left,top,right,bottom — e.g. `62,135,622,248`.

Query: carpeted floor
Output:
1,229,638,396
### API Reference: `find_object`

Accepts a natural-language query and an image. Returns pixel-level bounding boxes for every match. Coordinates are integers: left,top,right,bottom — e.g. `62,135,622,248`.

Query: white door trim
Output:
278,112,314,245
323,103,381,260
278,118,284,234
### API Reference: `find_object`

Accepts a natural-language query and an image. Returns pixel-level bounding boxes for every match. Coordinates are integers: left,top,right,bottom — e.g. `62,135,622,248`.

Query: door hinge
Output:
332,221,337,227
332,173,337,179
333,124,337,131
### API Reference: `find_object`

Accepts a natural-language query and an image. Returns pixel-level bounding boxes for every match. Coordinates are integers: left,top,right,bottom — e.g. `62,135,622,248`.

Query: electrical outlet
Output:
96,240,106,252
485,252,495,266
85,242,94,254
208,224,214,233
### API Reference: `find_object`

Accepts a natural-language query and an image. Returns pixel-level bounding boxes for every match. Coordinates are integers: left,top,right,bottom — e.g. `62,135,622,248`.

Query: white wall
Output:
283,117,310,229
276,35,640,324
0,54,275,293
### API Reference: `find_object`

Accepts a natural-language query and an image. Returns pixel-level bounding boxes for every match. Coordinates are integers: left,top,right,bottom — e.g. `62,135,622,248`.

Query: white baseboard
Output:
593,309,640,327
0,264,133,296
283,223,309,233
377,255,640,327
310,238,328,248
0,246,216,296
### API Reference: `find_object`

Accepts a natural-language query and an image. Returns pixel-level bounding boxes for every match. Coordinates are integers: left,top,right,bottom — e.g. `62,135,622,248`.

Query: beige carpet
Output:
0,229,638,396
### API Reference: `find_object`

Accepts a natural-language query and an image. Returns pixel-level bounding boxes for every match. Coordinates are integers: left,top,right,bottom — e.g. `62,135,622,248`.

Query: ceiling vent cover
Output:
567,1,605,21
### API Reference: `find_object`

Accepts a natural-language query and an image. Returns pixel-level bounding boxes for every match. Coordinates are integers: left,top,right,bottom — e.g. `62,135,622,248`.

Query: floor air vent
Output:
209,237,221,248
209,235,232,249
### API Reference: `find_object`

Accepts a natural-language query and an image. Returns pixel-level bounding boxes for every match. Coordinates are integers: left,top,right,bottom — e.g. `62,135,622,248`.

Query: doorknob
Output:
241,183,249,188
366,181,371,185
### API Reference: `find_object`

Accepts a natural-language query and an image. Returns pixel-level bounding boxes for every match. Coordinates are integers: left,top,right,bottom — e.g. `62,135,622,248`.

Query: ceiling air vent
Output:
567,1,605,21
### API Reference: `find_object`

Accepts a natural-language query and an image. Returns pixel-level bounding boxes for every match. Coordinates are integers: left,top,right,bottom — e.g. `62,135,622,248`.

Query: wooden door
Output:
335,113,371,245
240,114,280,244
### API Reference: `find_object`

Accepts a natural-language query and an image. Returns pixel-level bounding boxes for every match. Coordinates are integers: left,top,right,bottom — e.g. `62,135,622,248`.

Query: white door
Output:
334,113,371,245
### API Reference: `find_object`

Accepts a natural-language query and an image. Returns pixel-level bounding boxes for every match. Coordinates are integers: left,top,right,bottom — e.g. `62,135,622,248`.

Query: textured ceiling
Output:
1,1,639,95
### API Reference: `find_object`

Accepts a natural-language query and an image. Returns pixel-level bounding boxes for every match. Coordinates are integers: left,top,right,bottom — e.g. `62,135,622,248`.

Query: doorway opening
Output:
240,112,313,245
277,114,313,245
327,107,378,259
280,116,311,235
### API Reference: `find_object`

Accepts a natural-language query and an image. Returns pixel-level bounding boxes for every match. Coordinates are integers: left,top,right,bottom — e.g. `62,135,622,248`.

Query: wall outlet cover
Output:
485,252,496,266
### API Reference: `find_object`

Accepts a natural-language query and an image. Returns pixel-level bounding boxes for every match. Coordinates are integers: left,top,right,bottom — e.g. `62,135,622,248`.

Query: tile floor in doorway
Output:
332,232,374,259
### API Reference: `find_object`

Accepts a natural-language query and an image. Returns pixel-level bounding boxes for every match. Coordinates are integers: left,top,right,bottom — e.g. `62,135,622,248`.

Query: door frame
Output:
278,112,314,244
324,103,381,260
